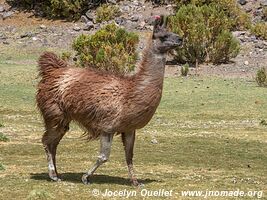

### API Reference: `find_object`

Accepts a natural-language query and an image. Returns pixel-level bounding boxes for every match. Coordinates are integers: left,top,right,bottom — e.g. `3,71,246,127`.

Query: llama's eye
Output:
160,35,167,41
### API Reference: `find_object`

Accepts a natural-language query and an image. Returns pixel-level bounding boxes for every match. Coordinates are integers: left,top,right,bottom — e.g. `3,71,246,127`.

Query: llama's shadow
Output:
30,173,157,185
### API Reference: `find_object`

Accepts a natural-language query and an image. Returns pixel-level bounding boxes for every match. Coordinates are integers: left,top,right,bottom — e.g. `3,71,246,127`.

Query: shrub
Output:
73,23,139,74
181,63,189,76
61,51,72,61
96,4,121,23
251,23,267,40
169,4,240,65
174,0,251,30
256,67,267,87
210,30,240,64
0,132,9,142
7,0,104,19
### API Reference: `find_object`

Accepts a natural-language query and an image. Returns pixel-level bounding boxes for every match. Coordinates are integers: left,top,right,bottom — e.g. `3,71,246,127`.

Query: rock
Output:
83,21,94,31
0,5,5,12
260,0,267,6
3,41,9,45
244,61,249,65
232,31,246,38
115,17,126,25
107,0,117,4
32,37,38,41
130,14,140,22
245,8,252,13
238,0,247,5
255,42,265,49
20,32,33,38
39,24,46,29
132,0,141,7
80,15,89,23
85,10,94,20
137,21,146,30
73,26,81,31
151,138,158,144
121,5,130,12
2,11,14,19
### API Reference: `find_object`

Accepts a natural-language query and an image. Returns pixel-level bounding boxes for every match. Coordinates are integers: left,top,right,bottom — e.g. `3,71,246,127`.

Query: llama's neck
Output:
134,40,166,90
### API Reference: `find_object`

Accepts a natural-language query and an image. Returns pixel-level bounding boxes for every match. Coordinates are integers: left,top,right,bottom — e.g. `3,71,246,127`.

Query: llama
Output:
36,15,182,186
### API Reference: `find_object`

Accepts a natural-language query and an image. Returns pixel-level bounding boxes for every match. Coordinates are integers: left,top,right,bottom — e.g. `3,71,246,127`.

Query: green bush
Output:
181,63,189,76
73,23,139,73
169,4,240,65
256,67,267,87
251,23,267,40
96,4,121,23
61,51,72,61
0,132,9,142
7,0,103,19
174,0,251,30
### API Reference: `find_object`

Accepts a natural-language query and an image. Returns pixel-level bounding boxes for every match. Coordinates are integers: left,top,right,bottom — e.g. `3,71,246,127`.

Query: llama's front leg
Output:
82,133,114,184
122,131,142,186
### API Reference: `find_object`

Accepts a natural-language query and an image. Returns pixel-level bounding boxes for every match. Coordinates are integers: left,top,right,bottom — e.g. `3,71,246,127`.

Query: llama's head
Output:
152,15,182,54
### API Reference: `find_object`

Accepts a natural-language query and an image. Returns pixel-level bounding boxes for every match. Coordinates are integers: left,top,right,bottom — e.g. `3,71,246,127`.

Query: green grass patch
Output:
0,132,9,142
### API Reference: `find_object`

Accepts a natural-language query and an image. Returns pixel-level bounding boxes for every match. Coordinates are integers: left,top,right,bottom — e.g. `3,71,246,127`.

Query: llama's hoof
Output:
82,174,91,185
50,176,62,182
49,171,61,182
132,180,144,187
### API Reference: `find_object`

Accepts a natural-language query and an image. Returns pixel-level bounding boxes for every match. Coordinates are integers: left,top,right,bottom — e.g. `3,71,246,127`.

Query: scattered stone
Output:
260,0,267,6
39,24,46,29
244,61,249,65
20,32,33,38
121,5,130,12
138,21,146,30
32,37,38,41
85,10,94,20
80,15,89,23
73,26,81,31
232,31,246,38
245,7,252,13
151,138,158,144
115,17,126,25
238,0,247,5
107,0,117,4
130,14,140,22
2,11,14,20
83,21,94,31
0,5,5,12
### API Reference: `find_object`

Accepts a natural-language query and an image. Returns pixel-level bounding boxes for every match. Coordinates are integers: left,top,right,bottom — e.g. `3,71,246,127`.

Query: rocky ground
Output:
0,0,266,79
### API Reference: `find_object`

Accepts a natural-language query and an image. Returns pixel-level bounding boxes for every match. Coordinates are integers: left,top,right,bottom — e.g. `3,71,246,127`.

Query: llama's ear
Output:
153,15,164,38
162,15,168,28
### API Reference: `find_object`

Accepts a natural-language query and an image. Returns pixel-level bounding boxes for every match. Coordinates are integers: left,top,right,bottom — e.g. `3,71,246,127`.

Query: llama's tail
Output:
38,52,68,77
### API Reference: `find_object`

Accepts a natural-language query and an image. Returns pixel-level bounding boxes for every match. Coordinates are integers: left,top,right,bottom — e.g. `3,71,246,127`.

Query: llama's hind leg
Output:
42,121,69,181
82,133,114,184
121,131,142,186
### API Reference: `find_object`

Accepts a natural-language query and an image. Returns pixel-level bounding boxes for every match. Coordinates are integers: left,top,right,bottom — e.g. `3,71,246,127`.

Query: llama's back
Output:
37,52,128,136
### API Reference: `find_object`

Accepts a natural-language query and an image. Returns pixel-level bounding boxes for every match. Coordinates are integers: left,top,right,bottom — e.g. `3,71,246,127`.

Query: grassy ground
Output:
0,52,266,200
